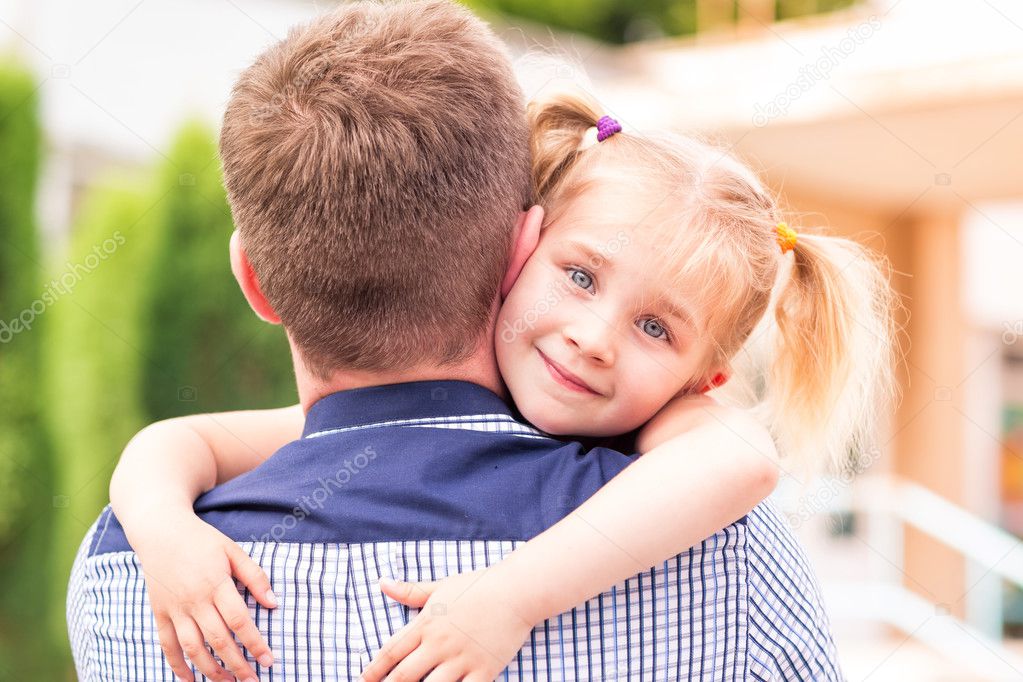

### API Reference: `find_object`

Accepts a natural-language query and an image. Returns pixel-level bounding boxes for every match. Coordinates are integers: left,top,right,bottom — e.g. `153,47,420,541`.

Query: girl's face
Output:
496,190,719,438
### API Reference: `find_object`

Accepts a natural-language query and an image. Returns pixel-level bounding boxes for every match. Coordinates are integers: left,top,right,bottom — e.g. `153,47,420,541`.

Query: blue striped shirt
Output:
67,380,842,680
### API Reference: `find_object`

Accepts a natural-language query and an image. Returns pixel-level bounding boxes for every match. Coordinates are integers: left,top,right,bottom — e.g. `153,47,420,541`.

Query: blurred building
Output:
3,0,1022,679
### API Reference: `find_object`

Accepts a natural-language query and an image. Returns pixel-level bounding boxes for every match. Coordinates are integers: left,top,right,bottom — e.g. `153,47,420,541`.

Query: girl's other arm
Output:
508,394,779,622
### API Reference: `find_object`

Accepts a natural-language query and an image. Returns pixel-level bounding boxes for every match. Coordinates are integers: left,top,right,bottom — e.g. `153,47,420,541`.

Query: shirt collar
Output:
301,380,515,438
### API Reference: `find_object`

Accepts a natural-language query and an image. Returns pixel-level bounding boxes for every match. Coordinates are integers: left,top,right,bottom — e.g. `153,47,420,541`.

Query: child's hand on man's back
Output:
133,513,278,682
360,568,536,682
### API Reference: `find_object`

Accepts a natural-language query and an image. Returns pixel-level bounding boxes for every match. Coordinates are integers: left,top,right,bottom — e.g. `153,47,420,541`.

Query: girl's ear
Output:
501,205,545,299
230,230,282,324
698,369,730,394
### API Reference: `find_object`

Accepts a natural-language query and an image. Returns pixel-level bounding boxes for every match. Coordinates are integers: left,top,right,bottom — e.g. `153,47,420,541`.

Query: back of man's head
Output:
220,0,531,378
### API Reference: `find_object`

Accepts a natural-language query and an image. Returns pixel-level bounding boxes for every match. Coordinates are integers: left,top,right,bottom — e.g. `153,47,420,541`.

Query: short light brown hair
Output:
220,0,530,377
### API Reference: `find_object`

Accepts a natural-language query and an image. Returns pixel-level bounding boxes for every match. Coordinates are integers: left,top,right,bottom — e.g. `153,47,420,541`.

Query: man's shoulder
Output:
743,498,805,555
82,505,130,556
80,436,638,559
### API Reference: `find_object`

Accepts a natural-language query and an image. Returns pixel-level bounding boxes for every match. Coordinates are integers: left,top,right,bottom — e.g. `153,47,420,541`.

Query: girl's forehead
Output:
544,194,692,267
547,168,690,237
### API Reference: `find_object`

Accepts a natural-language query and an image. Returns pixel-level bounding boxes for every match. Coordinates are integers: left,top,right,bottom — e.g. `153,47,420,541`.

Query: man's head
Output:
220,0,532,380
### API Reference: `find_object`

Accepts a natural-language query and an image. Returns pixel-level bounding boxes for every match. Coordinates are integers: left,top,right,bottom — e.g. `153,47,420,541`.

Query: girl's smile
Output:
536,347,603,396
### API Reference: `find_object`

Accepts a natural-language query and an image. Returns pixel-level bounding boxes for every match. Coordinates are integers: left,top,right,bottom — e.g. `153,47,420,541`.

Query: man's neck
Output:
290,333,507,413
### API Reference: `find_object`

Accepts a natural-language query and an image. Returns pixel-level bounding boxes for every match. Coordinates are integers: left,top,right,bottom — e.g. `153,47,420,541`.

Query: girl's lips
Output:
537,349,600,395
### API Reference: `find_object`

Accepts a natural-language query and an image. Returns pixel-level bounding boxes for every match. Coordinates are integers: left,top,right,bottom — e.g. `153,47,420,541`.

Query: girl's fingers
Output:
172,615,231,682
463,672,499,682
381,645,442,682
227,543,277,609
213,578,274,669
422,662,464,682
378,577,434,608
191,604,258,682
360,623,422,682
155,614,194,682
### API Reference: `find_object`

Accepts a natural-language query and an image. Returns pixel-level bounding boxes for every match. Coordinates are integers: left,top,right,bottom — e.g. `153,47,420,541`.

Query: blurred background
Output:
0,0,1020,679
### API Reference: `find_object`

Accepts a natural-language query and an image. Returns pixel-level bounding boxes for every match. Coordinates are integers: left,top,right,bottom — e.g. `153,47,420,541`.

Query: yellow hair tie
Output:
776,222,797,254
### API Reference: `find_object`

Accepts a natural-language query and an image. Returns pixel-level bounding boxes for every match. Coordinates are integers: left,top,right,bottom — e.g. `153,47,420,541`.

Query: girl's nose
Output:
563,319,615,366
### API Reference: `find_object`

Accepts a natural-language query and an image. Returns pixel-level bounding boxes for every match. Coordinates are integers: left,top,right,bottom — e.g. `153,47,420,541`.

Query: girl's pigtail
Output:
527,93,603,204
766,231,900,476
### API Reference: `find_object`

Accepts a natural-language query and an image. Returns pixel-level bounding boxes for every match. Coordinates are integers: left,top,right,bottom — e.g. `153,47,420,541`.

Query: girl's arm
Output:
110,405,303,525
109,405,303,682
503,394,778,620
362,394,779,682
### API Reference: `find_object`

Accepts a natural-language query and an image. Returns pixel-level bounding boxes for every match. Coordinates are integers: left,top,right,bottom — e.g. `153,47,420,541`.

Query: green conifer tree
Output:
0,60,59,678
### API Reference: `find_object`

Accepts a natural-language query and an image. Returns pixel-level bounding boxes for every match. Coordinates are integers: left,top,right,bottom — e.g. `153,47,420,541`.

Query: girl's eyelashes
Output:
639,317,671,342
567,266,595,293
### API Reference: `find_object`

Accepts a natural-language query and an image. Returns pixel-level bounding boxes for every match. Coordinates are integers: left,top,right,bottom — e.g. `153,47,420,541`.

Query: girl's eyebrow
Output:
659,299,698,334
563,239,615,272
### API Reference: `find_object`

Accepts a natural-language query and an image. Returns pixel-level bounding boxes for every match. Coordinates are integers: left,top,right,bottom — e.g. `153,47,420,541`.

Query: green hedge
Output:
43,176,160,663
0,60,60,679
0,61,44,544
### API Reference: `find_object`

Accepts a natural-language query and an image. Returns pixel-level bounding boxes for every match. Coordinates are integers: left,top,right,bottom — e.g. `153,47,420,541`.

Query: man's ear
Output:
500,205,544,299
230,230,281,324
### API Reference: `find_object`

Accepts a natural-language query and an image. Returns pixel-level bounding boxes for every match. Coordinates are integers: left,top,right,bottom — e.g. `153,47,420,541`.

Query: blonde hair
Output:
528,91,899,476
220,0,531,378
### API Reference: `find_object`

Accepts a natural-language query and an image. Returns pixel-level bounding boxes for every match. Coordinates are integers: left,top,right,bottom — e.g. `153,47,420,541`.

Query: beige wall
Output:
893,209,969,615
782,187,969,617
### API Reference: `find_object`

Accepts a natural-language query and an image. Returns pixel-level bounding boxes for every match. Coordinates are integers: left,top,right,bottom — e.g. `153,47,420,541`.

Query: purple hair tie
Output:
596,115,622,142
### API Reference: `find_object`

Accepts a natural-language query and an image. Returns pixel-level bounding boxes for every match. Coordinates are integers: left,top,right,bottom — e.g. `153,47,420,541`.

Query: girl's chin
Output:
518,401,580,436
529,417,576,437
520,402,621,438
519,399,635,441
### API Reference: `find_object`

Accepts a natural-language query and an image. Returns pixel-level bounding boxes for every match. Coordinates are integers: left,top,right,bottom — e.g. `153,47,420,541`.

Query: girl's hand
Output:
132,513,278,682
360,569,537,682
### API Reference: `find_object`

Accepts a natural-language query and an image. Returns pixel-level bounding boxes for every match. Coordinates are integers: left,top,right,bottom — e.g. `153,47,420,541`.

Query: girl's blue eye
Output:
569,268,593,291
641,318,668,340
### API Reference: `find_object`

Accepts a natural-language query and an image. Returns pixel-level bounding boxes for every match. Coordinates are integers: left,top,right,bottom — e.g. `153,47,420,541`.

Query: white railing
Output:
823,580,1023,680
865,478,1023,588
816,476,1023,680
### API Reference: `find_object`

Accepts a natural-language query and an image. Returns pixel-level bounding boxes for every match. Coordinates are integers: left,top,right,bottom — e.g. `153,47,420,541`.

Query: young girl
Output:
110,93,896,682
